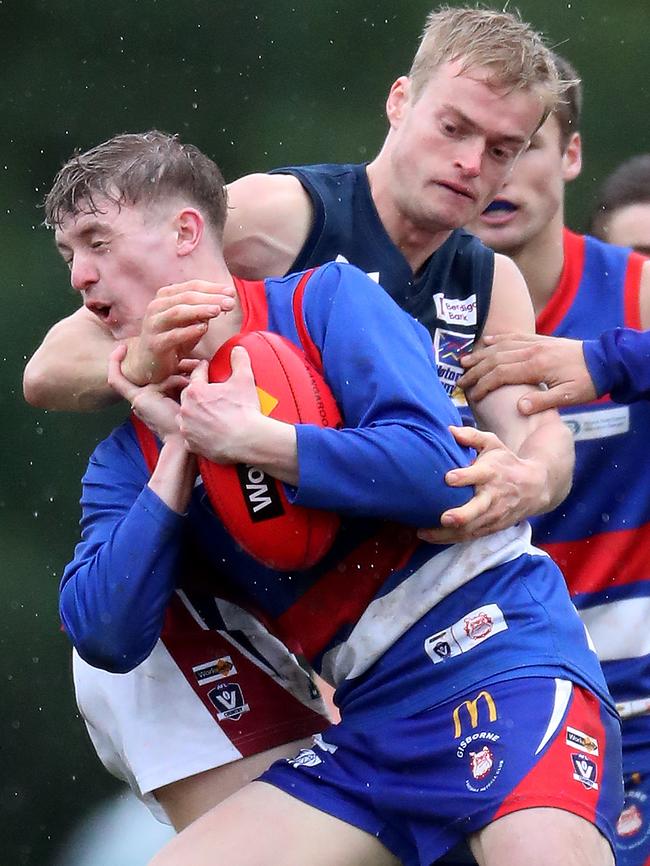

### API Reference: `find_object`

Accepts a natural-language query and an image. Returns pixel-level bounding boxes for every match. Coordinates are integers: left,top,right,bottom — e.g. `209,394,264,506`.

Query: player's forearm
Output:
23,312,118,411
514,417,574,514
148,435,198,514
291,423,473,525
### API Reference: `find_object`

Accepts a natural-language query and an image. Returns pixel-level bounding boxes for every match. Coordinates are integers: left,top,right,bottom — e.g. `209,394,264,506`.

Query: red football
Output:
197,331,342,570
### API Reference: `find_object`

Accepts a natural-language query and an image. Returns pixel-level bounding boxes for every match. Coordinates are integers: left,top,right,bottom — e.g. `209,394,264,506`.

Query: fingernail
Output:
519,398,532,414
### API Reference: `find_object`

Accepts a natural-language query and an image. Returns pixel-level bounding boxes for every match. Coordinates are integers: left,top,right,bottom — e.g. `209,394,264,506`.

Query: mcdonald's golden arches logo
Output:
452,690,497,738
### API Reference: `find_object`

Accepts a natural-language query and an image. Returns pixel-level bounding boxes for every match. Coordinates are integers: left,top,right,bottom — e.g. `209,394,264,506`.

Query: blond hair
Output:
409,6,566,121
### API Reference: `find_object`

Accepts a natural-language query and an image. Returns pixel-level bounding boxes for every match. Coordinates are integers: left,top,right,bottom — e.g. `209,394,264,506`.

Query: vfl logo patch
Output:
208,682,250,721
193,656,237,686
566,726,599,756
433,293,477,326
571,754,599,790
235,464,285,522
424,604,508,666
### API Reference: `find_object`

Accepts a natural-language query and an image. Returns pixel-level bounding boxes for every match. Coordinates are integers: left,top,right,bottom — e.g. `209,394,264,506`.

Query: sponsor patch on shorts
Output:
566,725,599,756
424,604,508,664
192,655,237,685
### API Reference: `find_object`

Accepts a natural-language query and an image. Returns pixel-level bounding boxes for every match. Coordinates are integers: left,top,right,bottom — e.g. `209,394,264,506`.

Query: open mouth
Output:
479,198,518,225
483,199,517,215
86,301,112,322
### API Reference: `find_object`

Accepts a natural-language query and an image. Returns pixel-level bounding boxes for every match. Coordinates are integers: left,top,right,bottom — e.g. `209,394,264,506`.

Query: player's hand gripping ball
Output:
198,331,342,570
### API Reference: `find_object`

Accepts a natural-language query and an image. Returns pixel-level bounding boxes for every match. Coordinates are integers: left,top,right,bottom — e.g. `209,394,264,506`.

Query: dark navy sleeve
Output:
289,263,475,525
59,423,186,673
583,328,650,403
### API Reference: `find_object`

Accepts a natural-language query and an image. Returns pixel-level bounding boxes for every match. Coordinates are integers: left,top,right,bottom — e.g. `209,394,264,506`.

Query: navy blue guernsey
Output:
270,162,495,398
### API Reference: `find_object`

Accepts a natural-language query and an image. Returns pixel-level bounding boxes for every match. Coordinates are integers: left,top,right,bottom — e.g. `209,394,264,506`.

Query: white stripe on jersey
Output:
321,522,542,685
535,678,572,755
579,596,650,662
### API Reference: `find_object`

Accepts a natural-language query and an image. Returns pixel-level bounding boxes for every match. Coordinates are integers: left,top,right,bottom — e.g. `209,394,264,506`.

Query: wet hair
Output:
589,154,650,239
408,6,571,124
550,52,582,151
44,130,228,238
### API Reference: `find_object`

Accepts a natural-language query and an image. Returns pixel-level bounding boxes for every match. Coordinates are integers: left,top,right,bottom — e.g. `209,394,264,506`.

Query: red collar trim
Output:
536,228,585,335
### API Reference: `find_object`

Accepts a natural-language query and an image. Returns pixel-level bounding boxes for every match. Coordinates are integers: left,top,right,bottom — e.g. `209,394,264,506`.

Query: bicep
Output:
223,173,313,278
478,253,536,345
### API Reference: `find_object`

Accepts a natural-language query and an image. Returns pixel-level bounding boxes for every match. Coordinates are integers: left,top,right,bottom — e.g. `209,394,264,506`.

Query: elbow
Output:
60,601,153,674
403,479,474,527
23,358,55,409
71,628,152,674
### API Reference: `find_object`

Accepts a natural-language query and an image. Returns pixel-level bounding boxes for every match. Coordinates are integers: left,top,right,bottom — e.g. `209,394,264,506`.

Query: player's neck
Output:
366,159,451,274
509,212,566,318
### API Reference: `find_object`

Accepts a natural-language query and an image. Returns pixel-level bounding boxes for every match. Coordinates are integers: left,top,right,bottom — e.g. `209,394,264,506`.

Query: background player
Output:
591,153,650,254
462,55,650,866
51,128,620,866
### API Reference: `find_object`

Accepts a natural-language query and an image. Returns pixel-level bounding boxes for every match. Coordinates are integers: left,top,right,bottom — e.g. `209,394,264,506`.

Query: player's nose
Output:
70,255,99,292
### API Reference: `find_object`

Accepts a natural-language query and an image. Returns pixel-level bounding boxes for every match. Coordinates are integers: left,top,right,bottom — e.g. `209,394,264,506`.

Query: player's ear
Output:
562,132,582,182
175,208,204,256
386,76,411,129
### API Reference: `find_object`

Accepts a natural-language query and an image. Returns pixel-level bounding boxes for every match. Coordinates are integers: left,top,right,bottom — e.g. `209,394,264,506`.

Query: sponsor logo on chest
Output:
433,293,478,326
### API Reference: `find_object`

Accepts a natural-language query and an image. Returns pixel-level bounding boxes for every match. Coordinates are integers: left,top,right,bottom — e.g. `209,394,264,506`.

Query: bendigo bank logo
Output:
452,691,498,738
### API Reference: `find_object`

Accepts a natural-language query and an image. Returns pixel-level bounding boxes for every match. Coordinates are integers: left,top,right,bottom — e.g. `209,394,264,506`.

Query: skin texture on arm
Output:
458,260,650,412
23,305,119,411
425,254,574,543
23,281,236,411
223,173,313,278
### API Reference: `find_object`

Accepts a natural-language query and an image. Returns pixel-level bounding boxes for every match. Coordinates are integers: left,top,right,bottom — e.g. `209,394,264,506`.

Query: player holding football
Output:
461,55,650,866
28,5,580,836
52,129,620,866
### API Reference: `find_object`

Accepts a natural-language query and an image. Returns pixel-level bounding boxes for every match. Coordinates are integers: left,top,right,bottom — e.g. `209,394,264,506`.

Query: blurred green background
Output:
2,0,648,862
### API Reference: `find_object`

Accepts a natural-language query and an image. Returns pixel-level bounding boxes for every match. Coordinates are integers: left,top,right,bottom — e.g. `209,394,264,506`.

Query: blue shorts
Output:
612,713,650,865
261,677,623,866
616,771,650,866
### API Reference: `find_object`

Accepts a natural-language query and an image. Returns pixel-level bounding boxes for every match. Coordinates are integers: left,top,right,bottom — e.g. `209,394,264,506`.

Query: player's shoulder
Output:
227,171,307,210
269,162,361,184
276,260,378,297
87,419,149,478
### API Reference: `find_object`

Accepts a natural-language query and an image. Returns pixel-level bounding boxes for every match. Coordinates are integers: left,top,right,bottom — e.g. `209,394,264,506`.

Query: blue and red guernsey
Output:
532,229,650,732
61,262,610,726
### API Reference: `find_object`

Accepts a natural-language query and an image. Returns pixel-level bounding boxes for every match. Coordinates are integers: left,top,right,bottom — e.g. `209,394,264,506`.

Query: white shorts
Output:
73,597,329,822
